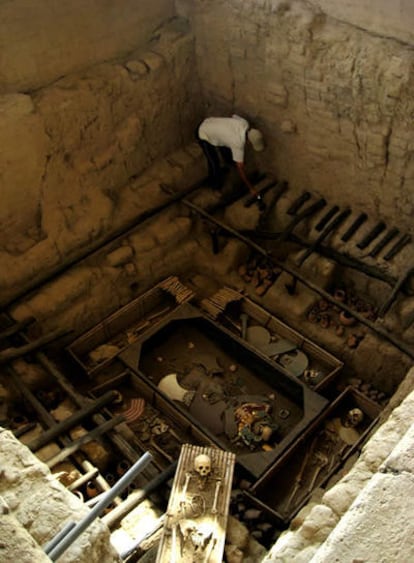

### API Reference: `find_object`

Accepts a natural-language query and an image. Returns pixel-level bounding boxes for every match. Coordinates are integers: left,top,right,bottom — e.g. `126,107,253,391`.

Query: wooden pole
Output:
0,328,69,364
0,316,35,341
46,415,125,468
27,390,118,451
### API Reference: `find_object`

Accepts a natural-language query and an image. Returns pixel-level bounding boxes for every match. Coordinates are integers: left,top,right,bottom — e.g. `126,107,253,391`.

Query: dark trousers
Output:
196,126,233,189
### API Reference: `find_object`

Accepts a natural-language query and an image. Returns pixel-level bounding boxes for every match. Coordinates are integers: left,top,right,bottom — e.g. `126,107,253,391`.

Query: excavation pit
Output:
118,303,327,478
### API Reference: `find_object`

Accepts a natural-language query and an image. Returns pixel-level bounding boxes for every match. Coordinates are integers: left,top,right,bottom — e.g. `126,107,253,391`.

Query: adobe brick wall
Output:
0,0,175,93
0,19,203,307
180,1,414,236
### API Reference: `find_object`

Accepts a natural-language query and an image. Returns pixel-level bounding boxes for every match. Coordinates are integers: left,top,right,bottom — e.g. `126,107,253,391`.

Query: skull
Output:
194,454,211,477
344,408,364,428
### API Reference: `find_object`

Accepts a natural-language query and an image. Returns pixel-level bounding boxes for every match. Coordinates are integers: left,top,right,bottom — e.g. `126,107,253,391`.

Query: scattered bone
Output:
307,451,328,492
89,344,120,364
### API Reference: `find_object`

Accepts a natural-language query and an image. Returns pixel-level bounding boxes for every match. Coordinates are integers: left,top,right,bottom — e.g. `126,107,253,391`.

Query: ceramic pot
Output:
116,460,131,477
319,314,330,329
86,481,98,498
105,473,116,486
339,310,356,326
347,334,359,348
334,289,346,302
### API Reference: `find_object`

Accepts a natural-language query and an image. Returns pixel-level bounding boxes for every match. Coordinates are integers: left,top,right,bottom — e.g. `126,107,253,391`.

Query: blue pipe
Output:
47,451,152,561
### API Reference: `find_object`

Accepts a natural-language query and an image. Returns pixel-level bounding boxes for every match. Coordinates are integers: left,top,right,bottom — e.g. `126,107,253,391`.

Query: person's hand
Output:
255,194,266,212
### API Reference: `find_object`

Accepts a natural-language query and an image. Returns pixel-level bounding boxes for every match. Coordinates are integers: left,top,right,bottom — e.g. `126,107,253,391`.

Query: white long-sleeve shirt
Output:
198,114,249,163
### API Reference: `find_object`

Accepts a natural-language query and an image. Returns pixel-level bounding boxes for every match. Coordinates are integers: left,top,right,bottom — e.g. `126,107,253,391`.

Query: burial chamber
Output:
1,1,414,562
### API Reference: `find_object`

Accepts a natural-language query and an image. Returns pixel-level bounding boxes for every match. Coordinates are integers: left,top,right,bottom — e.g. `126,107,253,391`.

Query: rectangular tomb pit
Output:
119,303,328,479
66,276,194,378
247,386,381,521
200,288,344,392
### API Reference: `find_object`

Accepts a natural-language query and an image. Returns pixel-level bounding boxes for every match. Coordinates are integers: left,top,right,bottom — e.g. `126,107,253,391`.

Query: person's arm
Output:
236,162,265,210
236,161,257,196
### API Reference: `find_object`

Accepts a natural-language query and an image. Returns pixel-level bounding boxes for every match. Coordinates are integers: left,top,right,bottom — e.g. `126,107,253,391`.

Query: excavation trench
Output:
1,178,413,560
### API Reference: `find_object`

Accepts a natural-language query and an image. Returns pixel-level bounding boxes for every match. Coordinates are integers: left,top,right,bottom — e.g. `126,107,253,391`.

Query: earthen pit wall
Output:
183,0,414,234
0,0,175,93
1,2,413,558
263,369,414,563
8,143,207,337
309,0,414,45
0,427,120,563
0,22,203,307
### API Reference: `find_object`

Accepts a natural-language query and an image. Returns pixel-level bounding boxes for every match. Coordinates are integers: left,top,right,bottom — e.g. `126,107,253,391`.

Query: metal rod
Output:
27,390,118,451
47,452,153,561
5,334,129,504
102,461,177,528
34,351,89,407
46,414,125,468
44,521,76,555
33,349,145,466
85,490,108,507
242,228,398,288
12,421,37,438
9,358,127,506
